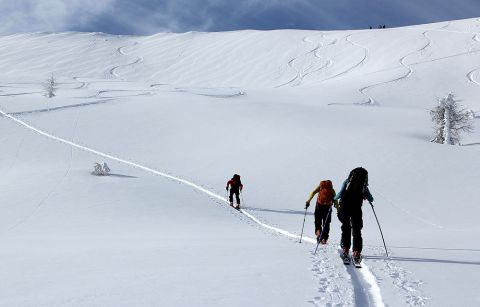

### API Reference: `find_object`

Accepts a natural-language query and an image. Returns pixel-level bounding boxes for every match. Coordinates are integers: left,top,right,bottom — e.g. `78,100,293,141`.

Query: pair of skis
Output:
341,251,362,268
314,242,362,268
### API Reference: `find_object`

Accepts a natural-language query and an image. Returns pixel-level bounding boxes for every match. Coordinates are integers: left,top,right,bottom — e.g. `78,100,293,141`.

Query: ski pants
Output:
229,189,240,205
314,204,332,241
338,202,363,253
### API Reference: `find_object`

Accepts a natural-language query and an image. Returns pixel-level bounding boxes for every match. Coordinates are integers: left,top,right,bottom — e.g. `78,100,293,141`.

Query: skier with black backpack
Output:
226,174,243,209
335,167,373,266
305,180,338,244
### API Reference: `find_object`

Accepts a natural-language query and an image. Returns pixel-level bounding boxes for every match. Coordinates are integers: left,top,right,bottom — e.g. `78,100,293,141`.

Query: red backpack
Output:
317,180,334,205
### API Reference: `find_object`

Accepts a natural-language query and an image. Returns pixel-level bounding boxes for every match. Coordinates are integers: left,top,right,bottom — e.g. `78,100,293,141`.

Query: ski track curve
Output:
356,30,432,106
320,34,369,89
109,42,144,80
276,34,335,88
73,77,89,89
0,106,385,307
467,33,480,87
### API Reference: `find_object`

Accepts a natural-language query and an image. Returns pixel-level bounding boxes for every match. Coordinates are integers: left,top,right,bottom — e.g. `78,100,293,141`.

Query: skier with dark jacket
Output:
335,167,374,263
305,180,338,244
226,174,243,209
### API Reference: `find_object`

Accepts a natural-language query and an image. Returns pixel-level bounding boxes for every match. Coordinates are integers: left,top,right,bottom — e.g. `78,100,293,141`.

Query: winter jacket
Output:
226,178,243,192
307,185,338,208
334,179,373,203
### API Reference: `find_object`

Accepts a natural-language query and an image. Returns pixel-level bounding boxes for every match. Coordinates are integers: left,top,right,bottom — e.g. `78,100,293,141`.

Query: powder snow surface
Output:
1,18,480,307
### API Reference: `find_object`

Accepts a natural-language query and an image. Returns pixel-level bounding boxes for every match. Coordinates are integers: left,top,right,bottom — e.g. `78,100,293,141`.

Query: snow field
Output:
1,17,480,306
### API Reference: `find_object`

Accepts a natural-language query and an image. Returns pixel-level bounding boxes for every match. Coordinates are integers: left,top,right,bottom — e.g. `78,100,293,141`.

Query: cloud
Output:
0,0,115,34
1,0,479,35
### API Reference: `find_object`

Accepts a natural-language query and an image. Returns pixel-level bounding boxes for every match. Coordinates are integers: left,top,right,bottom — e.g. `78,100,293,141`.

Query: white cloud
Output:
0,0,116,34
0,0,479,35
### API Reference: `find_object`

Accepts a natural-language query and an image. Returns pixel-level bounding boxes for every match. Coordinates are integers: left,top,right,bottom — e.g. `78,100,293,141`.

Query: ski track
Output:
310,247,354,306
150,83,246,98
276,34,335,88
109,42,144,80
319,34,369,89
8,98,116,116
0,106,386,307
342,34,372,105
73,77,89,89
0,92,43,97
6,111,79,233
356,30,432,106
467,33,480,87
367,246,428,306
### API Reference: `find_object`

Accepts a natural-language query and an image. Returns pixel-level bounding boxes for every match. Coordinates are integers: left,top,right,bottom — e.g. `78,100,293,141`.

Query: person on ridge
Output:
306,180,338,244
335,167,374,263
226,174,243,209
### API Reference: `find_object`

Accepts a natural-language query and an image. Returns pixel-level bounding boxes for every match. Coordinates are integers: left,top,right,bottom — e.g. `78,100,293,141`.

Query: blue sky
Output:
1,0,480,35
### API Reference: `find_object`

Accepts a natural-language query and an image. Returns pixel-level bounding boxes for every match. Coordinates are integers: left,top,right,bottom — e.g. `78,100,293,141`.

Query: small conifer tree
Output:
44,73,57,98
430,93,474,145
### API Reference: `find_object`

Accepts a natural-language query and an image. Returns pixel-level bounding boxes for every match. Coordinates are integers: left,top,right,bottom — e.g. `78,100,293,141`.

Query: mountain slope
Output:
1,18,480,307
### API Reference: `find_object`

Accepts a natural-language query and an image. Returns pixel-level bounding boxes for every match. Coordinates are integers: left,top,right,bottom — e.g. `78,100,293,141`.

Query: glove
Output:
305,201,310,209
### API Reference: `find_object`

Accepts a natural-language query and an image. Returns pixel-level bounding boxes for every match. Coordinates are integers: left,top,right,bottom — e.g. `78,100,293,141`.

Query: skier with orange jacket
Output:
306,180,338,244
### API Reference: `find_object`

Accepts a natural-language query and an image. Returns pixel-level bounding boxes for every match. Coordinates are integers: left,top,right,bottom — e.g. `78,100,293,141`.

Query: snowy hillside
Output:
1,18,480,307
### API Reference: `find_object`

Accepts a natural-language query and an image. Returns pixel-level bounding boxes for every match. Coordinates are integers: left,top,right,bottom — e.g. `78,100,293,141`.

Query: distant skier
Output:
226,174,243,209
306,180,338,244
335,167,373,264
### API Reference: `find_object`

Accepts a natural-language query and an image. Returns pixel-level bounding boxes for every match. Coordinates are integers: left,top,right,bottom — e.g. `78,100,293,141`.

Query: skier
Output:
305,180,338,244
335,167,373,265
226,174,243,209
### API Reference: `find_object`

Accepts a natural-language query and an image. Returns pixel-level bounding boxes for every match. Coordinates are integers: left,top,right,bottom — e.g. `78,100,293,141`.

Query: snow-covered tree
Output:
44,73,57,98
430,93,474,145
102,162,111,175
93,162,111,176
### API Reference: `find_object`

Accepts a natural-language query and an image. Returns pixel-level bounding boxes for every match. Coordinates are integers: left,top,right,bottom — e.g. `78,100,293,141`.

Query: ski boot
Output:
352,251,362,268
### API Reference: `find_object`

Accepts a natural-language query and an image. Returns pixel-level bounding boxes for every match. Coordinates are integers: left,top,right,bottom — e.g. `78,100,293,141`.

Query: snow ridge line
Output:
0,108,384,307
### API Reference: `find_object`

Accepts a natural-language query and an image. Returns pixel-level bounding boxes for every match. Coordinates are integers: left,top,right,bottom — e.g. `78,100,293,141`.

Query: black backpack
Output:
345,167,368,200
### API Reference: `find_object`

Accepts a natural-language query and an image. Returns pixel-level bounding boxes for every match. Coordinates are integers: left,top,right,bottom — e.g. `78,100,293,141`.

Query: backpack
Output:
230,174,242,188
317,180,334,205
345,167,368,199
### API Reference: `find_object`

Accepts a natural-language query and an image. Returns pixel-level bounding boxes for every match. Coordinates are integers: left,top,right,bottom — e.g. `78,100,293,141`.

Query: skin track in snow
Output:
0,106,386,307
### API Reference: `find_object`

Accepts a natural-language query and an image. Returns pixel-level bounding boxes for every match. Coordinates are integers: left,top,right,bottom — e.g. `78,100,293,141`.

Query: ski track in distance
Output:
0,106,385,307
276,34,337,88
109,42,144,80
320,34,369,86
357,29,432,106
467,33,480,86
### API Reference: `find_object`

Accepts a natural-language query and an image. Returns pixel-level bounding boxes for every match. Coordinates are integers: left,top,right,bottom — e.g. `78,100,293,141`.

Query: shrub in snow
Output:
430,93,474,145
93,162,111,176
44,73,57,98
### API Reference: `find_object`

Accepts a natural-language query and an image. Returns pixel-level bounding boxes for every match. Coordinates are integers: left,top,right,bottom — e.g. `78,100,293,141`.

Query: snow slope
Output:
1,18,480,306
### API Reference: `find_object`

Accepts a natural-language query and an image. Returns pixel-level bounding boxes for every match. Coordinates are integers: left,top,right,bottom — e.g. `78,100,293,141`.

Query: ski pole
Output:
369,201,389,257
299,207,307,243
314,206,332,255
